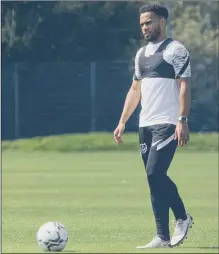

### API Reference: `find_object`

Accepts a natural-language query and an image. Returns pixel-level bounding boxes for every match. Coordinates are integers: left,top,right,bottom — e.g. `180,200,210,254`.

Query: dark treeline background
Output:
1,1,218,139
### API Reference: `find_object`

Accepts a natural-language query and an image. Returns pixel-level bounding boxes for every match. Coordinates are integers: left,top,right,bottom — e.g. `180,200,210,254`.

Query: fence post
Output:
90,62,96,132
14,63,20,139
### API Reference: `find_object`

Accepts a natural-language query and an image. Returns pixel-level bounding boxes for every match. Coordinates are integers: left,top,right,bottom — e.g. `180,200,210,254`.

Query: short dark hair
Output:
139,3,169,19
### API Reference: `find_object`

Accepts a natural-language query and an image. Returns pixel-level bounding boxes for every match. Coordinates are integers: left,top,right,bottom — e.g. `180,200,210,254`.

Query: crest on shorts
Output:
140,143,147,154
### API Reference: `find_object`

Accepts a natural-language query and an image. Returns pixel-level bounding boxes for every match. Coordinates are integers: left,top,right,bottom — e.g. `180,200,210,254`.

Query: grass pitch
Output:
2,151,219,253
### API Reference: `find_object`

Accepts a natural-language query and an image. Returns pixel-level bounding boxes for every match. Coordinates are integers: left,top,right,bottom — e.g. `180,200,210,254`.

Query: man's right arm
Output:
113,48,142,144
119,79,141,125
113,80,141,144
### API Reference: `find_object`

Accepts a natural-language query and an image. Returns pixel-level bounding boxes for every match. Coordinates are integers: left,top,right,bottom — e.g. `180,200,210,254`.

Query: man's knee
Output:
146,163,170,197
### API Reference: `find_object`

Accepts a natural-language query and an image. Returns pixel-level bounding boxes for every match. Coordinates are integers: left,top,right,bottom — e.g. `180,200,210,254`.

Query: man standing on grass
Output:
113,3,194,249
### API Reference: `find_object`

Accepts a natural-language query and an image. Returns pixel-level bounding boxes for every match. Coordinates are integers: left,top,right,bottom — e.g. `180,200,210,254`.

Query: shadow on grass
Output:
62,251,80,253
180,246,219,249
61,247,219,252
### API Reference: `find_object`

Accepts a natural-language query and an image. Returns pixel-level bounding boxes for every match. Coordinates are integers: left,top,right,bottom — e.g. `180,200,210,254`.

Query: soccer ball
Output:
36,222,68,252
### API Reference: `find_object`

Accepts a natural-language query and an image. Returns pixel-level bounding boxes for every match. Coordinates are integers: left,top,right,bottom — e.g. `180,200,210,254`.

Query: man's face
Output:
140,11,164,42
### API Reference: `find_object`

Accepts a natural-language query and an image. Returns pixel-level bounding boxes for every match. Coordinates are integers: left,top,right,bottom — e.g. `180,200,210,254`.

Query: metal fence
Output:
2,61,141,139
2,57,218,140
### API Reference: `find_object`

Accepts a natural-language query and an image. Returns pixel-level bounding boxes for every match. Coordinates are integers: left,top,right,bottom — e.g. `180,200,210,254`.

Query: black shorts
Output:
139,124,177,176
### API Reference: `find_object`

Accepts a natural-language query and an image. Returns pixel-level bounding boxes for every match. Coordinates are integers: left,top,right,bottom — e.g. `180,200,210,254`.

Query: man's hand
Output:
113,123,125,144
174,121,190,146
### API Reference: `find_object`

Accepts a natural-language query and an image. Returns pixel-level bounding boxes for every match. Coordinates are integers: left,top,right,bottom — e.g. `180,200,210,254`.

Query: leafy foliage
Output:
1,1,218,132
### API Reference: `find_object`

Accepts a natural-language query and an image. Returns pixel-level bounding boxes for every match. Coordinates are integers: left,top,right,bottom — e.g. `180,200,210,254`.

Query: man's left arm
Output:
176,78,191,146
173,43,191,146
178,78,191,118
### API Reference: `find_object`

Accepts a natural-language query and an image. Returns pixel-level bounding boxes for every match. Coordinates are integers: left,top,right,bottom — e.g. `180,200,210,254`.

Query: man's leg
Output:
137,124,192,249
137,127,171,249
146,124,187,241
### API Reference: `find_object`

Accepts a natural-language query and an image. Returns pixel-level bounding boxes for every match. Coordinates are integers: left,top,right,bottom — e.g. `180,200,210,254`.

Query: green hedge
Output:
2,132,218,152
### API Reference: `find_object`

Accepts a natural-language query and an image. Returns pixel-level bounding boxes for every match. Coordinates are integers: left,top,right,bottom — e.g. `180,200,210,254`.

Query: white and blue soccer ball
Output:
36,222,68,252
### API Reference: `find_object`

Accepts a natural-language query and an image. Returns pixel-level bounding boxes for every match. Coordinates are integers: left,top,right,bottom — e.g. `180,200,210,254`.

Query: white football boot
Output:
136,235,171,249
171,213,194,247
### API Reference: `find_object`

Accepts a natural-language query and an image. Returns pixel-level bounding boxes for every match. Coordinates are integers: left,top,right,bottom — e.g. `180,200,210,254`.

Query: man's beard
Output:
145,28,160,42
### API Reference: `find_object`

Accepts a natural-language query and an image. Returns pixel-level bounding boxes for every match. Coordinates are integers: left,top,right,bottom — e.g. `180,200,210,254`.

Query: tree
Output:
1,1,56,60
1,0,218,131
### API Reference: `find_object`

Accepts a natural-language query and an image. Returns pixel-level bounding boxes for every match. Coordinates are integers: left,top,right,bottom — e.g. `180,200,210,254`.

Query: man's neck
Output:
150,34,167,44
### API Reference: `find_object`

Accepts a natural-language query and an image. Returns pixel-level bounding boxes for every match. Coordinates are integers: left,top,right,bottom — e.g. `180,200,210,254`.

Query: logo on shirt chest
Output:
143,54,163,71
144,60,151,69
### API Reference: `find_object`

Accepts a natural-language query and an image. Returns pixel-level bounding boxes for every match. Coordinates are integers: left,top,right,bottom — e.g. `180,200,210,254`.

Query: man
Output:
113,3,194,249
